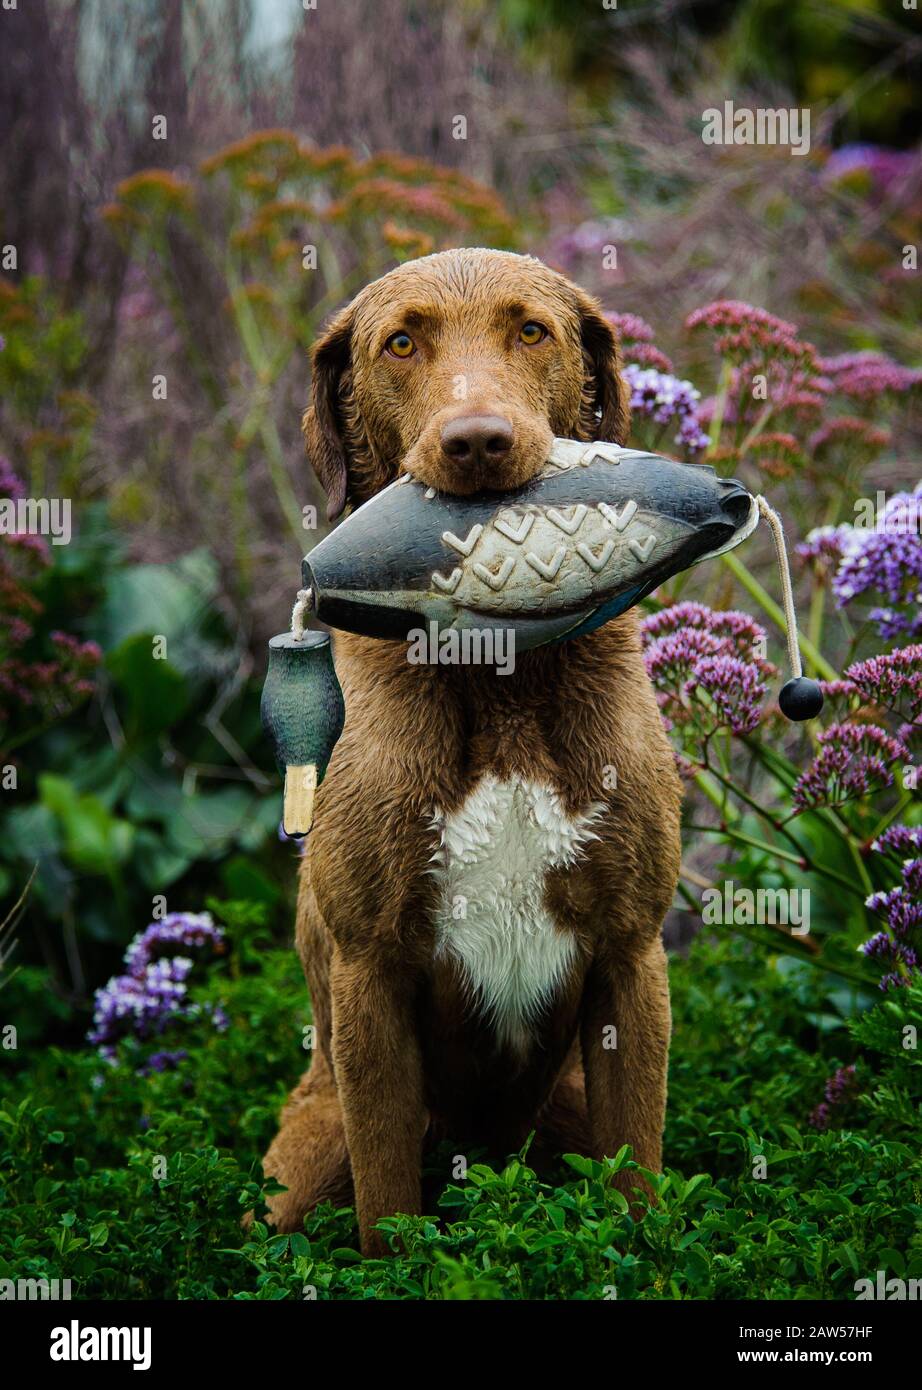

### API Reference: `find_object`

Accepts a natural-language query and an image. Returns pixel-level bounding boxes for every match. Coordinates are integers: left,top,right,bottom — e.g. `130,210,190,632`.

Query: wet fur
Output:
261,249,683,1255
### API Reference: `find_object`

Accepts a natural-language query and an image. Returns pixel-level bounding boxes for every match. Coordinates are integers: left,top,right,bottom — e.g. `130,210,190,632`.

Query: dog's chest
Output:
428,776,605,1053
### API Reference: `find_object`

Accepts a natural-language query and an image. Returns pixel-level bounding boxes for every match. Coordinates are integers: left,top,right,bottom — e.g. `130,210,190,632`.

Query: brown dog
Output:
261,249,682,1256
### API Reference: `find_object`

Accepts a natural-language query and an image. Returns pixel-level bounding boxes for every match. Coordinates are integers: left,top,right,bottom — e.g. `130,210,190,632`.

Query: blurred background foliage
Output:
496,0,921,145
0,0,919,1045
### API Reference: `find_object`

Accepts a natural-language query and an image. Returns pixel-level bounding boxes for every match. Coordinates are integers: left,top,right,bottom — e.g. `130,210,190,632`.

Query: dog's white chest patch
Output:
429,776,605,1052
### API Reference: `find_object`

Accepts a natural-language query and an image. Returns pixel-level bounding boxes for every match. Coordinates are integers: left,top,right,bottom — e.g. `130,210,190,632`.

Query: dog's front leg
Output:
580,939,671,1203
330,947,425,1257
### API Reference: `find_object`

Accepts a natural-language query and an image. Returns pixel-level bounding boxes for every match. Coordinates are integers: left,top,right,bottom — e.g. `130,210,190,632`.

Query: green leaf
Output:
879,1248,905,1277
38,775,134,874
107,634,189,739
562,1153,607,1180
95,551,219,658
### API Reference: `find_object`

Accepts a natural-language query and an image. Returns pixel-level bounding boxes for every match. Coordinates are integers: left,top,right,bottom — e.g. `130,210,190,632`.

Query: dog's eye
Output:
385,332,416,359
519,321,547,345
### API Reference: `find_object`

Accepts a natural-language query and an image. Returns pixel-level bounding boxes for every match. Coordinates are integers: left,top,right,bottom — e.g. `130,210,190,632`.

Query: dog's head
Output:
303,248,630,520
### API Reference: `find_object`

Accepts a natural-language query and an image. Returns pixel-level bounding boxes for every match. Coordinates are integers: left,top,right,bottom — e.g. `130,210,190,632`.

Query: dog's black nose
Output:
440,415,514,467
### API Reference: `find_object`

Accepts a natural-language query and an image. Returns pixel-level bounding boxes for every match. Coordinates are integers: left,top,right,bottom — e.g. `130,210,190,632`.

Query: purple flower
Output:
817,678,859,708
796,525,853,568
809,1064,858,1131
822,144,917,193
791,723,908,811
641,601,773,656
859,917,919,990
138,1049,189,1076
684,654,766,735
124,911,225,975
88,911,227,1064
641,602,775,735
872,824,922,858
865,830,922,987
845,645,922,723
644,626,722,683
864,886,922,937
622,364,710,454
88,957,195,1061
830,489,922,640
902,858,922,898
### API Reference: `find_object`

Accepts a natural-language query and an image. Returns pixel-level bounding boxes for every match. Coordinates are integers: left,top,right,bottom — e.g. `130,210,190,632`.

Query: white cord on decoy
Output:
754,495,824,721
290,588,312,642
756,495,802,680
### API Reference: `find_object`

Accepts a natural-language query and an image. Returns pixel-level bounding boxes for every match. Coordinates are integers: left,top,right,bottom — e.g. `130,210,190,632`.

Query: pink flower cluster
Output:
845,646,922,724
685,299,830,428
640,601,775,737
605,311,675,375
747,431,802,477
606,311,655,343
686,299,817,372
0,459,101,733
807,416,890,457
791,723,908,811
818,351,922,403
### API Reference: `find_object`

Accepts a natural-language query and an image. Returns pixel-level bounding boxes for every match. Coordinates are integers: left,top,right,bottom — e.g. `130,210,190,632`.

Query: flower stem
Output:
868,791,914,845
706,361,732,454
720,923,872,987
701,761,868,900
720,549,838,682
688,822,807,870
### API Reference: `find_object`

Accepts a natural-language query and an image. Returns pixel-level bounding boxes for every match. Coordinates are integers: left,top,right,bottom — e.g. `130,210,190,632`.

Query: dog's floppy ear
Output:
575,290,631,446
302,305,354,522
